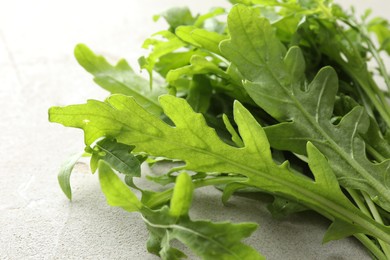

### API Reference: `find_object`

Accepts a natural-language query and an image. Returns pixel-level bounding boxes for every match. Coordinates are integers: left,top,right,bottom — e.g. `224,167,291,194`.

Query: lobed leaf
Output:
143,207,263,260
139,30,186,84
90,138,141,177
49,94,390,244
50,2,390,259
176,26,228,55
220,4,390,212
98,160,142,212
75,44,164,115
166,55,227,85
96,157,262,259
154,7,195,31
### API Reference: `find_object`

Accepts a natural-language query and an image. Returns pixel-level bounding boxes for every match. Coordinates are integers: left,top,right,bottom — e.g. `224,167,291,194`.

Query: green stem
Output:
363,192,390,259
355,233,388,260
366,143,387,162
315,0,333,19
347,189,389,259
343,66,390,128
347,188,371,216
338,19,389,100
360,25,390,93
145,173,390,258
332,20,390,128
367,75,390,118
349,188,390,258
146,176,247,209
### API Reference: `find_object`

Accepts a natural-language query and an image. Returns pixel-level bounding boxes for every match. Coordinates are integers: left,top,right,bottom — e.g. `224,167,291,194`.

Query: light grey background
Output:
1,1,389,259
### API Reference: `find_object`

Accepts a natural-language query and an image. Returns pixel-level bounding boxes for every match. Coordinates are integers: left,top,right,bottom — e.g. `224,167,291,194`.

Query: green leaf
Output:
49,94,390,244
169,172,194,218
219,6,288,95
146,173,176,186
49,99,123,145
368,17,390,54
223,63,256,104
154,7,195,31
193,7,226,29
323,219,367,243
146,229,165,256
222,114,244,147
228,0,253,5
267,197,307,219
220,4,390,212
143,206,263,260
176,26,228,55
363,117,390,160
186,75,213,113
49,3,390,259
98,160,142,212
172,219,262,260
166,55,228,86
57,151,84,200
90,138,141,176
159,234,187,260
154,50,197,78
74,44,164,116
139,30,186,84
221,182,249,205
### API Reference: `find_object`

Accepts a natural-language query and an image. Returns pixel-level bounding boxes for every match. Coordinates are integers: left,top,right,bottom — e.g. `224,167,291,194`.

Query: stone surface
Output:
0,1,388,259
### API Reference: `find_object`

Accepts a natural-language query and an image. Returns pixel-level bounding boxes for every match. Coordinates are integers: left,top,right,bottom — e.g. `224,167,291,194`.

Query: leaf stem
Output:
365,143,387,162
338,61,390,128
145,174,390,258
337,19,390,128
362,192,390,258
348,188,390,258
360,24,390,93
347,188,371,216
146,176,247,209
354,233,387,260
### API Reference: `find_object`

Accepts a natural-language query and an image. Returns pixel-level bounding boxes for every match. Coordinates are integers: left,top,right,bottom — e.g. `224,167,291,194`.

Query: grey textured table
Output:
1,1,388,259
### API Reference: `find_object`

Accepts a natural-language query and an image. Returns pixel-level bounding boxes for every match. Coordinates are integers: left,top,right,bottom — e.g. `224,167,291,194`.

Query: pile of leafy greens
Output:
49,0,390,259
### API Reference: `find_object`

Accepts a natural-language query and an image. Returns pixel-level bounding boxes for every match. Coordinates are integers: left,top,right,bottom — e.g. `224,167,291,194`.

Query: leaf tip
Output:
74,43,90,60
232,100,245,113
48,106,57,122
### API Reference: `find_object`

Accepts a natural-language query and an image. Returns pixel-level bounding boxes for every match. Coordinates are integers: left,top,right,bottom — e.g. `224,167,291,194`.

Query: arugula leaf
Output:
49,2,390,259
145,171,262,260
166,53,252,106
153,50,198,78
139,30,186,84
57,151,84,200
143,206,263,260
185,75,212,113
90,138,141,177
75,44,164,115
192,7,226,30
166,55,227,86
368,17,390,55
222,114,244,147
98,157,262,259
175,26,228,55
49,94,390,244
220,4,390,212
293,8,390,127
154,7,195,31
98,160,142,212
267,197,308,219
169,172,194,218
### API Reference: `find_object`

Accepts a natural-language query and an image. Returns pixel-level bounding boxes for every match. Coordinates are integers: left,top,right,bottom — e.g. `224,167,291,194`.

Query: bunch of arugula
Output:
49,1,390,259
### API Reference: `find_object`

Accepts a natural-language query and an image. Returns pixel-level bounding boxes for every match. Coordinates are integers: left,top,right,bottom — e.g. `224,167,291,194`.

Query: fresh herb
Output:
49,1,390,259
